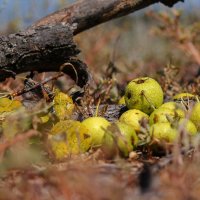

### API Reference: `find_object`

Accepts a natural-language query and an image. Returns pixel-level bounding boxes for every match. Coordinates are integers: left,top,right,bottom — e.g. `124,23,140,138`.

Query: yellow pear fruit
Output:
150,122,177,143
82,117,111,146
116,122,138,157
190,102,200,131
150,119,197,143
102,122,138,158
173,93,196,101
149,106,185,125
49,120,91,159
119,109,149,132
178,118,197,136
125,77,163,114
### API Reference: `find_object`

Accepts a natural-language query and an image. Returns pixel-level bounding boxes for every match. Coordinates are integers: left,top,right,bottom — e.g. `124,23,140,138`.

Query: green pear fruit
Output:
116,122,138,157
150,122,177,142
149,106,185,125
173,93,196,101
119,109,149,132
150,119,197,144
49,120,92,159
160,101,184,111
125,77,163,114
190,102,200,131
178,118,197,136
102,122,138,157
82,117,111,146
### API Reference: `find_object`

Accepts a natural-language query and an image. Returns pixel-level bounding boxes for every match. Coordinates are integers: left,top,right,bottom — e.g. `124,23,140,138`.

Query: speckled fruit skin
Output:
125,77,164,115
82,117,111,146
179,119,197,136
116,122,138,157
50,141,68,160
173,93,196,101
150,119,197,143
149,106,185,125
119,109,149,132
150,122,177,143
49,120,92,159
160,101,185,111
102,122,138,157
190,102,200,131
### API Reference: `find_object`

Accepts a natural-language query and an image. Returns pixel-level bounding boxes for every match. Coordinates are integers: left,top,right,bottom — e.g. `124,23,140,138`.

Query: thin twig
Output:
10,73,64,98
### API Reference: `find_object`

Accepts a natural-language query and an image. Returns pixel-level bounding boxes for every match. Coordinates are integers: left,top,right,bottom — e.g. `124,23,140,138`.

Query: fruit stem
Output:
141,90,156,110
95,98,101,117
195,95,200,103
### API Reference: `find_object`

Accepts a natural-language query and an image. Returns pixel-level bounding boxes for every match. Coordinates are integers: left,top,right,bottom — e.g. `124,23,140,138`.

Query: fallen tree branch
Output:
29,0,184,35
0,0,183,84
0,24,89,87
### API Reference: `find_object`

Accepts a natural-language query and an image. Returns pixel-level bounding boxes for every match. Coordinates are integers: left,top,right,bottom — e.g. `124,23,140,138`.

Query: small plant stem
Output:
195,95,200,103
95,98,101,117
141,90,156,110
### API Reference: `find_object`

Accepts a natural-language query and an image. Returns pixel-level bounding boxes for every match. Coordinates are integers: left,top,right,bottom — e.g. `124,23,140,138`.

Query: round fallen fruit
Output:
173,93,196,101
116,122,138,157
149,106,185,125
50,141,68,160
150,120,197,143
0,97,22,113
103,121,138,157
49,120,91,159
160,101,185,111
124,77,163,114
53,91,75,120
119,109,149,132
150,122,177,143
190,102,200,131
178,118,197,136
82,117,111,146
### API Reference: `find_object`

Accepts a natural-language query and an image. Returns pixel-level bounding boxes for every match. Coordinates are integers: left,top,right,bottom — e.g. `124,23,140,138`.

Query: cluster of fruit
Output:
49,77,200,159
119,77,199,146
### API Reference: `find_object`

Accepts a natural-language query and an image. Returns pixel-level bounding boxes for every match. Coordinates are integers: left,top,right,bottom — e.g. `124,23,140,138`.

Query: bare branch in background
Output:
0,0,182,84
29,0,184,35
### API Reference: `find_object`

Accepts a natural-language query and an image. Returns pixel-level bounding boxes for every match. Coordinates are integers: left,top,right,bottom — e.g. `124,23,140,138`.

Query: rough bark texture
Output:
0,0,183,84
0,24,89,87
29,0,184,35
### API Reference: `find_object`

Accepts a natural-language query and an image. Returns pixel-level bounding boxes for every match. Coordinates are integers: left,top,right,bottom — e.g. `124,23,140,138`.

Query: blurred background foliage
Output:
0,0,200,88
0,2,200,198
0,0,199,32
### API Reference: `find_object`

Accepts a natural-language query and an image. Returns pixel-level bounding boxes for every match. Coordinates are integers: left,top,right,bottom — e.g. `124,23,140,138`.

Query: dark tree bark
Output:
29,0,184,35
0,24,89,87
0,0,183,85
